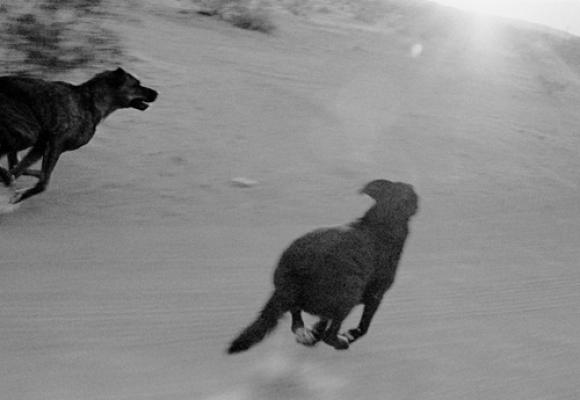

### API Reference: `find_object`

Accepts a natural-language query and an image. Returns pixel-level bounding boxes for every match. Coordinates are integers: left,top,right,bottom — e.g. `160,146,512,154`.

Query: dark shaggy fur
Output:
0,68,157,203
227,179,419,354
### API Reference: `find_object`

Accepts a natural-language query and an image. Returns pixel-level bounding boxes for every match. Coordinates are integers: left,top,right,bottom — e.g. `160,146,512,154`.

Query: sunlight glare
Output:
433,0,530,54
432,0,580,37
434,0,540,22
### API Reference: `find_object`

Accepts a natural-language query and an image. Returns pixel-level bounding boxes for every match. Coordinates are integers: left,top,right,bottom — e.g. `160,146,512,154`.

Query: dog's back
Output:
274,227,377,318
0,76,75,105
0,77,90,160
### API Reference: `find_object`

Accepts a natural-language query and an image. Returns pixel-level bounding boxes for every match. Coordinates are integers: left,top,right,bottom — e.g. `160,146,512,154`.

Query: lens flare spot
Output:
410,43,423,58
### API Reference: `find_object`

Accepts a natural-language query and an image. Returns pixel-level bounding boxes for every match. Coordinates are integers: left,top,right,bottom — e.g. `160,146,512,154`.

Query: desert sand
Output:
1,2,579,399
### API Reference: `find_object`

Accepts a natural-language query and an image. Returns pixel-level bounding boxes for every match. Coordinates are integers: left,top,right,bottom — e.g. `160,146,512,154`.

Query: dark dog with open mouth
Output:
228,179,419,354
0,68,157,203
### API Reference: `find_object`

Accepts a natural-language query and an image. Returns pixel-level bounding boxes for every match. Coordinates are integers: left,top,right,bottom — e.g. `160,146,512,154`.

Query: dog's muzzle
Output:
130,87,158,111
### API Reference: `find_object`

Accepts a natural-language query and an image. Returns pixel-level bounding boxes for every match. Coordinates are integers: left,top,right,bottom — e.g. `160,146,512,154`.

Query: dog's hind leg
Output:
0,145,14,186
10,144,44,180
292,309,319,347
311,318,329,341
7,152,18,170
11,143,60,203
291,309,304,333
296,317,329,347
0,166,12,186
322,317,350,350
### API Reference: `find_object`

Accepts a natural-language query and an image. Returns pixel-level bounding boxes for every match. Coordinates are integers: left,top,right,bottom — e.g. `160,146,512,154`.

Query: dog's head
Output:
360,179,419,218
106,67,158,111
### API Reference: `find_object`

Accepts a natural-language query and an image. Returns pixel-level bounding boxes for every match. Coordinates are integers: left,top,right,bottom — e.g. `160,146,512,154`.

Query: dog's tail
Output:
227,291,289,354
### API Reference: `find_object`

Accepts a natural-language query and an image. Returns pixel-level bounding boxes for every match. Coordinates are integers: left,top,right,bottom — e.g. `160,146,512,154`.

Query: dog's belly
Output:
298,285,364,319
0,100,41,150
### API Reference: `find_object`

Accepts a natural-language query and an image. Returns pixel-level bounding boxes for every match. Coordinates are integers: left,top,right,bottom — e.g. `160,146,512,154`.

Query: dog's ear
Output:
111,67,127,86
361,180,419,217
360,179,395,202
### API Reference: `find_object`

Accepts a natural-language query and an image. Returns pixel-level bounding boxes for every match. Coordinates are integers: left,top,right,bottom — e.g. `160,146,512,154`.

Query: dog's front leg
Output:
11,143,61,203
342,280,392,344
292,310,323,346
342,299,381,344
322,318,350,350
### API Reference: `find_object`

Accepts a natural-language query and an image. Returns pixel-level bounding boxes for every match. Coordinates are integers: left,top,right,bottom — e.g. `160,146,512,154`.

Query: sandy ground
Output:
1,3,580,399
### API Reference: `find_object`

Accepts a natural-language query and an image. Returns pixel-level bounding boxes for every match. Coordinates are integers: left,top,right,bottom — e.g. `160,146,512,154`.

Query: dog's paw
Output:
295,327,318,347
341,328,363,344
324,335,350,350
9,189,25,204
1,173,14,187
0,193,20,214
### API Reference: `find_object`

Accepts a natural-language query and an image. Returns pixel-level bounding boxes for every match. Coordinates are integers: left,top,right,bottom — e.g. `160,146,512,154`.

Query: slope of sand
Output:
1,3,579,399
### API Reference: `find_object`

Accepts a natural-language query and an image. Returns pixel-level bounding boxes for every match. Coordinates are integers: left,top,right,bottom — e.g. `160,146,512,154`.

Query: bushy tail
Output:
227,291,288,354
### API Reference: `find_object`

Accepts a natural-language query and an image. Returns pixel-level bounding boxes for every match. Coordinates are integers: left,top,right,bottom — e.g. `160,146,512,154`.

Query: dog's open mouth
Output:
129,98,150,111
129,88,157,111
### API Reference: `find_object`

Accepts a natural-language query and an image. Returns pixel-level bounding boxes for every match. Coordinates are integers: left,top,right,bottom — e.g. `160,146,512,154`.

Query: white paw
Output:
9,189,25,204
339,332,354,343
0,194,21,214
295,328,317,346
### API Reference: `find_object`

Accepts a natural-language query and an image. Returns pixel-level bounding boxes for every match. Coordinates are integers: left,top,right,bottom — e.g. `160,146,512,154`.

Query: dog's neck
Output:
352,206,410,241
91,89,119,123
94,99,118,122
79,80,119,124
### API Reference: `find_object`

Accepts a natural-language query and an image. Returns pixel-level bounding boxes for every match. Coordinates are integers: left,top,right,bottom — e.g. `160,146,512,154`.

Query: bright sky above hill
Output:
431,0,580,35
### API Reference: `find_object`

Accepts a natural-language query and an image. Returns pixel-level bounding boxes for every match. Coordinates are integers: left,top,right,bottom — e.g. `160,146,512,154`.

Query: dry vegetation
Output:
191,0,424,33
195,0,276,33
0,0,125,77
